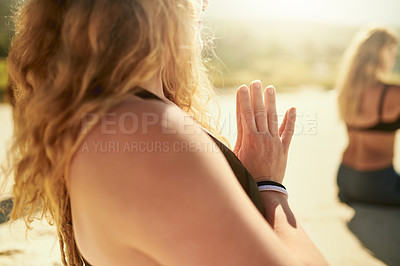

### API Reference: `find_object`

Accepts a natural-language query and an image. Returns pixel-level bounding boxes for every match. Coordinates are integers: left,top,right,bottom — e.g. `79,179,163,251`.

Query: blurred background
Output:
0,0,11,101
0,0,400,265
202,0,400,90
0,0,400,96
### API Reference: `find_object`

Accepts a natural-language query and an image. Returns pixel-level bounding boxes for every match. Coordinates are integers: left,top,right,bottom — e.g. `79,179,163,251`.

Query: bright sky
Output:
206,0,400,26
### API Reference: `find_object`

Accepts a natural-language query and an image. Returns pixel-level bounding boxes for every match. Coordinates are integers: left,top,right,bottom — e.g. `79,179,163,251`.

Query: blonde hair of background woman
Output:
336,26,398,121
2,0,222,265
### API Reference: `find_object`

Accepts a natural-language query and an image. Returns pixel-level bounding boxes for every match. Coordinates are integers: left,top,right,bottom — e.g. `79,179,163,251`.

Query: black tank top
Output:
81,88,265,265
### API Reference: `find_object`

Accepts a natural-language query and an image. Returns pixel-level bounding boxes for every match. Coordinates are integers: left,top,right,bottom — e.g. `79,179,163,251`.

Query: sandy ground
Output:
0,89,399,265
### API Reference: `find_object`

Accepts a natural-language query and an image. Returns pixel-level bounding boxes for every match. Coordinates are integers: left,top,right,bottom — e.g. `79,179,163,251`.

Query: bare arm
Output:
234,81,328,265
385,85,400,120
261,192,328,265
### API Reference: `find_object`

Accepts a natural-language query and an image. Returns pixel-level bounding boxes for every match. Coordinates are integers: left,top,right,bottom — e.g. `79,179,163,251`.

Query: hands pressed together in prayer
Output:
234,80,296,184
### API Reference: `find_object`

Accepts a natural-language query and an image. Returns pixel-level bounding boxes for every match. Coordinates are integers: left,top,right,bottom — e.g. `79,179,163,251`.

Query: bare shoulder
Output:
69,94,224,185
385,84,400,119
68,94,227,210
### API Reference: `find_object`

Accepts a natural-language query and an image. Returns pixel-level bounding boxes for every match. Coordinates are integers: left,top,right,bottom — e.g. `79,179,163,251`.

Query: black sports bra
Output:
347,84,400,132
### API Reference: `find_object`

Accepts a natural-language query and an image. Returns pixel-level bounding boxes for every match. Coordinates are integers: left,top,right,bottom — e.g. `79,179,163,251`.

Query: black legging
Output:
337,164,400,206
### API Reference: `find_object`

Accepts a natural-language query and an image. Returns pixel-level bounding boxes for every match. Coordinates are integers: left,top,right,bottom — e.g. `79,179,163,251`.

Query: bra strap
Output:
378,84,389,120
128,86,165,102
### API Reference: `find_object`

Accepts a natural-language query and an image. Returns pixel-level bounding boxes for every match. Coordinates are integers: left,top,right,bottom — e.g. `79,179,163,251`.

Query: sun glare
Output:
264,0,330,20
207,0,400,26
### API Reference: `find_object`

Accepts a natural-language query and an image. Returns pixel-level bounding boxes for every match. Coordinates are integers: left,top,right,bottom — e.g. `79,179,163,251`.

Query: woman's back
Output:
68,90,268,265
336,26,400,205
343,83,400,170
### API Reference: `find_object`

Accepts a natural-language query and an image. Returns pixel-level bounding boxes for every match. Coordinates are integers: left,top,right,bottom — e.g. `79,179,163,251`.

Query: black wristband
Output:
256,181,286,190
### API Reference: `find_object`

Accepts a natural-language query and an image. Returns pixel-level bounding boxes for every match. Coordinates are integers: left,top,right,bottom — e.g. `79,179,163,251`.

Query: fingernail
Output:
240,85,248,93
268,86,274,95
254,81,261,89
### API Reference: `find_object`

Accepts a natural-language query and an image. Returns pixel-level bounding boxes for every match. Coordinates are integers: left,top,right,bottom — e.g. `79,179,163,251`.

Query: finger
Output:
238,85,257,133
264,85,279,137
282,108,296,151
279,109,289,137
250,80,268,133
234,88,243,153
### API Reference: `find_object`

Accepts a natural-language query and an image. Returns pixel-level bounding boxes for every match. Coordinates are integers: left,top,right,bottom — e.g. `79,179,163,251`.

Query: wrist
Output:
260,189,289,205
254,175,284,184
256,180,288,197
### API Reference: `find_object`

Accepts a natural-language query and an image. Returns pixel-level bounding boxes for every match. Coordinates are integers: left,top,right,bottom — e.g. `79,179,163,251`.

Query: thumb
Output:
234,87,243,154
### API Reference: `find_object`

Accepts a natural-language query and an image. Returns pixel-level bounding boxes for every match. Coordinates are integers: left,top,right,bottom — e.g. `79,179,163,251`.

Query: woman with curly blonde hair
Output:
3,0,326,265
337,26,400,205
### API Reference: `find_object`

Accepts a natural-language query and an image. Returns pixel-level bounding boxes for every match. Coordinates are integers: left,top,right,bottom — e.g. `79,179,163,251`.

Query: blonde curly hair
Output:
3,0,221,264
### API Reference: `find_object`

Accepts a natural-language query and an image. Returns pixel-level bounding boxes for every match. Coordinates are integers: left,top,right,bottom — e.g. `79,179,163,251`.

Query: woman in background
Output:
3,0,327,265
337,26,400,205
